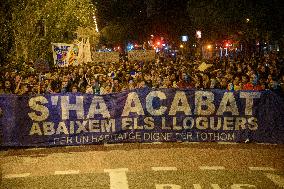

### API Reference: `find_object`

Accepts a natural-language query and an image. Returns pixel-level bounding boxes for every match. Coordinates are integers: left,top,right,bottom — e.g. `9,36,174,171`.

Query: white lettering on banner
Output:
122,92,145,116
223,117,234,130
144,117,155,129
27,91,261,121
209,117,222,130
87,96,110,118
169,91,192,115
216,92,239,115
29,119,116,136
196,132,235,141
183,117,195,129
43,122,55,135
29,123,43,135
234,117,247,130
28,96,49,121
156,184,181,189
196,117,208,130
240,92,261,115
61,96,84,120
195,91,215,115
247,117,258,130
56,122,69,134
76,120,88,133
146,91,167,116
29,116,259,136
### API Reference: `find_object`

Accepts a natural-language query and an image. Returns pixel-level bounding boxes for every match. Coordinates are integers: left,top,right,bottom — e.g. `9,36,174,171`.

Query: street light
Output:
207,45,212,49
246,18,250,23
180,44,184,48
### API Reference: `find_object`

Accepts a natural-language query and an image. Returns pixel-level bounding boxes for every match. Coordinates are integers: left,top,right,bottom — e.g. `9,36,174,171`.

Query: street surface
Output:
1,142,284,189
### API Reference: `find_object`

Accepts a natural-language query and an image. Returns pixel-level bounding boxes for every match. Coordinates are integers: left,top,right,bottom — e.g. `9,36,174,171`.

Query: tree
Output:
187,0,284,55
3,0,99,66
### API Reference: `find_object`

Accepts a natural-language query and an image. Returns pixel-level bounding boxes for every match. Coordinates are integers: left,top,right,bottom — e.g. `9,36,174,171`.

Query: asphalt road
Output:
1,142,284,189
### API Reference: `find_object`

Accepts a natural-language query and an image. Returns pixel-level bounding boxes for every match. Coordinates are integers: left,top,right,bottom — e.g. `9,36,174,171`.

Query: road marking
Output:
3,173,31,179
249,167,276,171
152,167,178,171
142,142,163,145
156,184,181,189
231,184,256,188
0,150,8,155
217,142,238,145
210,184,222,189
257,143,277,146
25,147,45,151
182,142,200,144
193,184,222,189
65,145,81,148
104,143,123,147
265,173,284,188
104,168,129,189
199,166,225,170
153,142,163,144
54,170,80,175
193,184,202,189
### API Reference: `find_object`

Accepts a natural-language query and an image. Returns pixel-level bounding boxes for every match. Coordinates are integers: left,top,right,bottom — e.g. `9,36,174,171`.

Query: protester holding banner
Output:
0,52,283,96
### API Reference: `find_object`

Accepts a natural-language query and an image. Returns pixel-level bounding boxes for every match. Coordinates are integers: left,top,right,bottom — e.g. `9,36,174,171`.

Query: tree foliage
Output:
187,0,284,43
1,0,99,66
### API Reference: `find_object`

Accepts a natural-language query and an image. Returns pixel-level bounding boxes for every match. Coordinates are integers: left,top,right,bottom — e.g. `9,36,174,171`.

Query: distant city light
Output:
157,41,161,46
181,35,188,42
127,43,134,51
180,44,184,48
196,30,201,38
207,45,212,49
246,18,250,23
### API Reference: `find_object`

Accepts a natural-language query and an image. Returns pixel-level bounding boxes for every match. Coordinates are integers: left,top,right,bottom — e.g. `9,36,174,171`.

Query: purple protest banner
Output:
0,88,283,147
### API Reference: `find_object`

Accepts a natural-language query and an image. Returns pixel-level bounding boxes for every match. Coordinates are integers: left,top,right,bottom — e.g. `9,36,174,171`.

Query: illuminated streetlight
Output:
246,18,250,23
180,44,184,48
207,45,212,49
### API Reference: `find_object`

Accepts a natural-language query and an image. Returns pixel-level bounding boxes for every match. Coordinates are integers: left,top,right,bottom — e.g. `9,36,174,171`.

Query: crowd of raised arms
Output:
0,53,283,96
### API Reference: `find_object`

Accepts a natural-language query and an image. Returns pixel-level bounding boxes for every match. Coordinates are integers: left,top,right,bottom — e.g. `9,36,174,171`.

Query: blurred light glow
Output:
207,45,212,49
181,35,188,42
196,30,201,38
180,44,184,48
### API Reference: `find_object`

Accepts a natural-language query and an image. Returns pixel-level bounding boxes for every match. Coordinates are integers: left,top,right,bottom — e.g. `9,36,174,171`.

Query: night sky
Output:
94,0,283,44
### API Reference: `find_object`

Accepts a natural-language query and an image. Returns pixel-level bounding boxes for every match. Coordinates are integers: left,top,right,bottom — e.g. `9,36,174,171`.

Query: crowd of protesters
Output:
0,53,283,96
